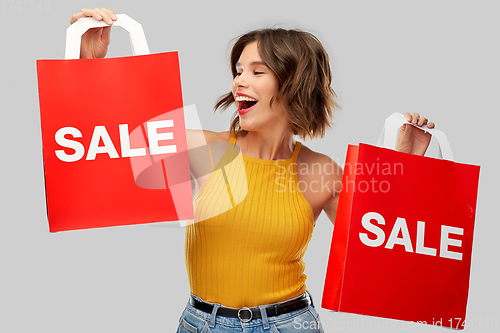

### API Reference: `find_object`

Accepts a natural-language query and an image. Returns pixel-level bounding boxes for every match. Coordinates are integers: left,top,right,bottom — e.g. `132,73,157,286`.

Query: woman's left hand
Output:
396,113,435,156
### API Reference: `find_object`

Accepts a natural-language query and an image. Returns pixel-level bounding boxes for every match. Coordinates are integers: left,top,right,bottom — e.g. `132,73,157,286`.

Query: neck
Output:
239,128,295,160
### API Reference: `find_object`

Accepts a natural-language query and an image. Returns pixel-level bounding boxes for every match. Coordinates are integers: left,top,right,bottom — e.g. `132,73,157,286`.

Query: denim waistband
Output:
185,291,315,329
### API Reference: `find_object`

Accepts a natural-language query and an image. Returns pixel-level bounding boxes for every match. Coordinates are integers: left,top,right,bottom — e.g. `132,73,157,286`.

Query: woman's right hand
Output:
70,8,117,59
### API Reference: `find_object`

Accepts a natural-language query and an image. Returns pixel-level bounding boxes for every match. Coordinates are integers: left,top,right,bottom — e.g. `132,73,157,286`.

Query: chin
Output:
240,117,276,133
238,119,252,132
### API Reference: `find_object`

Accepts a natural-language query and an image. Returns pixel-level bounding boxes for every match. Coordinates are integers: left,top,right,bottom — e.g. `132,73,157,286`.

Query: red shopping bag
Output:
37,15,193,232
322,113,480,329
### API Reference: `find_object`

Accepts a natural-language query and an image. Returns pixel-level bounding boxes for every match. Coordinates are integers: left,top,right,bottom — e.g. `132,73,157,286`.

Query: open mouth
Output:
238,100,257,110
235,94,258,113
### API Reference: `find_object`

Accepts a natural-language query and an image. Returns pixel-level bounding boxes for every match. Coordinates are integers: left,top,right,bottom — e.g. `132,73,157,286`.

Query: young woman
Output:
71,8,435,332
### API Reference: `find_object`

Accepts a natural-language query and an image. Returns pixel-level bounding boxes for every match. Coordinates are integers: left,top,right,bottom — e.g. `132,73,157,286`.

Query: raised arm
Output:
70,8,117,59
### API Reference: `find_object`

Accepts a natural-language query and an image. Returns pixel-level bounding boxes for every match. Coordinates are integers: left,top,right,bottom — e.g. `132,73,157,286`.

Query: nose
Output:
233,72,248,89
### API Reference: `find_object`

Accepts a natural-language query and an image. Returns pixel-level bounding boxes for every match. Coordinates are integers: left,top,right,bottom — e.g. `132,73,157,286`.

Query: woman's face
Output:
231,42,286,132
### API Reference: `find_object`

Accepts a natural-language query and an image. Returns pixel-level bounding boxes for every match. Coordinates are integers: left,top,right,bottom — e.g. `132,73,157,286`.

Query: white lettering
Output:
416,221,437,256
86,126,119,160
119,124,146,157
293,317,301,329
385,217,413,252
147,120,177,155
359,212,386,247
440,226,463,260
55,127,85,162
359,212,463,261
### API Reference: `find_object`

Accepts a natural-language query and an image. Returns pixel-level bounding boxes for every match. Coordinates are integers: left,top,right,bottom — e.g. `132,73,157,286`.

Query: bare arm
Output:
323,194,340,226
186,130,232,195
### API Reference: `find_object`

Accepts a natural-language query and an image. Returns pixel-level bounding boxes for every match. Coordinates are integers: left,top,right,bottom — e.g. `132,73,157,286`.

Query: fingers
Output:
403,112,420,125
403,112,435,128
70,12,84,24
100,8,117,19
411,113,420,125
80,8,102,20
94,7,117,25
71,8,117,25
417,116,427,127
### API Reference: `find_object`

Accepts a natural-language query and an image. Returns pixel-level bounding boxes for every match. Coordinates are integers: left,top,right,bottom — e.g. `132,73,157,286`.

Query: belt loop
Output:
209,303,220,328
259,305,270,329
306,290,314,306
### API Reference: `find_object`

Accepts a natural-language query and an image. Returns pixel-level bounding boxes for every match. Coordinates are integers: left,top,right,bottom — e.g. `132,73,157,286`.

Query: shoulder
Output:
296,143,343,188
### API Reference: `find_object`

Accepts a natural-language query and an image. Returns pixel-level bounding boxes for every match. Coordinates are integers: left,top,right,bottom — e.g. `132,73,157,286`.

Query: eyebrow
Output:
236,61,268,68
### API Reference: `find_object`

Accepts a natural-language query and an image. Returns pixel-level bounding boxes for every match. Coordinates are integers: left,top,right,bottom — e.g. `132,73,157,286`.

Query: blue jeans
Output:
176,291,324,332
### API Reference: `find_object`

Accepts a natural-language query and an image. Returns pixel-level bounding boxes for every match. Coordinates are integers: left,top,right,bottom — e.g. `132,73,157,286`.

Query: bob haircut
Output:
215,28,339,140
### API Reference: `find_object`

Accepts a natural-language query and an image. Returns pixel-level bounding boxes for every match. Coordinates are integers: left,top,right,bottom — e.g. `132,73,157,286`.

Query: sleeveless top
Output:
184,131,315,308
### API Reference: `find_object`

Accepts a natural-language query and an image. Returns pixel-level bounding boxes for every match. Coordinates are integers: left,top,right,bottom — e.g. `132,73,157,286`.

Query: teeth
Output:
235,96,257,102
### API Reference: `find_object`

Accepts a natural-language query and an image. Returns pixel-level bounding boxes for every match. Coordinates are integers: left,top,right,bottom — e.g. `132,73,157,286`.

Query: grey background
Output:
1,0,498,332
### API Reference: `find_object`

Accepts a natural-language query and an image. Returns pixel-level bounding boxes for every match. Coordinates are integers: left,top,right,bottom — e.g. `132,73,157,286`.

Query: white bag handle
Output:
376,112,454,161
65,14,150,60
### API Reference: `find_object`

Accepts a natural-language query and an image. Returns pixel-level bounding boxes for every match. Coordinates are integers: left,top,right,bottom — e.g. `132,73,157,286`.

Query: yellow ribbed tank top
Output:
185,132,315,308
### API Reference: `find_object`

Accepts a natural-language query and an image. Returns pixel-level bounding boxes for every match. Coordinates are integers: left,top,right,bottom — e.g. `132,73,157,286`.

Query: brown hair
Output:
215,28,339,140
